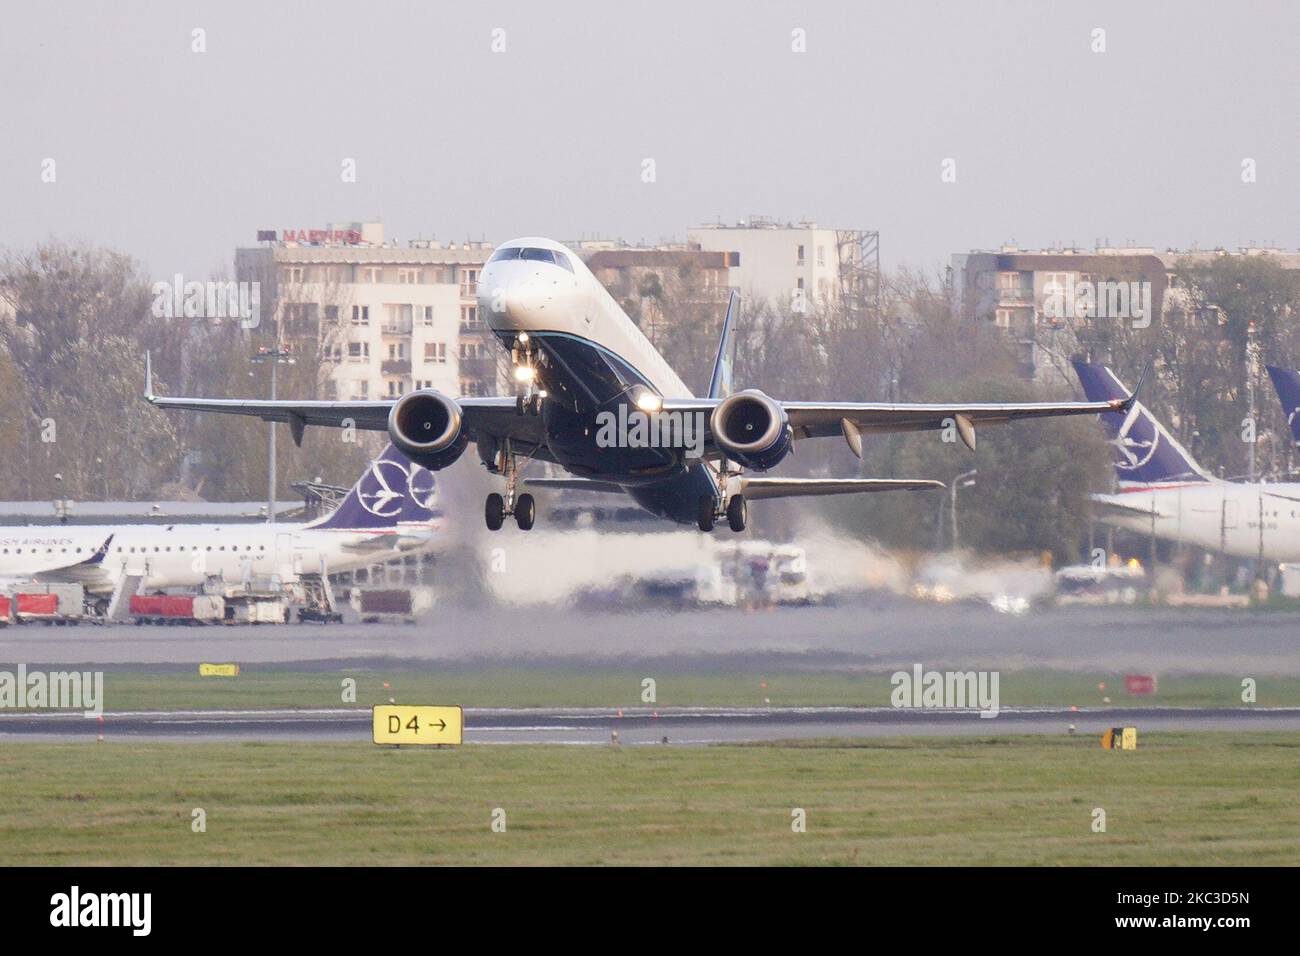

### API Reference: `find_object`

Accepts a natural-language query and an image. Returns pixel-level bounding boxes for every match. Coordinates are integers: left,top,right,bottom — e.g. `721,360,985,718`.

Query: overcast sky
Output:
2,0,1297,278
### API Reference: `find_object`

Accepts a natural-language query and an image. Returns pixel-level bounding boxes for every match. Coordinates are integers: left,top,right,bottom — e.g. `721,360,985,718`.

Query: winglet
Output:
1117,357,1153,411
144,351,155,401
708,290,740,399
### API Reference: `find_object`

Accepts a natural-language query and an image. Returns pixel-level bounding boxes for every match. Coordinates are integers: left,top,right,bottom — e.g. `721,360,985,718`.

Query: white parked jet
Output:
146,238,1138,534
0,444,441,607
1075,360,1300,562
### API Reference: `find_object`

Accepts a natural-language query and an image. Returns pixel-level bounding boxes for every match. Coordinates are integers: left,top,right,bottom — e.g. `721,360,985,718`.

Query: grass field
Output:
66,668,1300,712
1,733,1297,865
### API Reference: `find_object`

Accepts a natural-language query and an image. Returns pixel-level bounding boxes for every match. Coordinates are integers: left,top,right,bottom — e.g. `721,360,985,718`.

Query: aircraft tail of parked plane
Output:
1072,360,1213,488
307,443,441,530
1266,365,1300,447
1076,360,1300,563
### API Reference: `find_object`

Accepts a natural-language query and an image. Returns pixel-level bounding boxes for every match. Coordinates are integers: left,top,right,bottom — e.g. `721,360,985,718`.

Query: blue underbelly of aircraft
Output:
625,465,720,524
493,329,718,523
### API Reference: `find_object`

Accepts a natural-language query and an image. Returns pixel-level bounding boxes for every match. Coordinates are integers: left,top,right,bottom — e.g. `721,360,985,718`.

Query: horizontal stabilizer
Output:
739,477,944,500
523,478,626,494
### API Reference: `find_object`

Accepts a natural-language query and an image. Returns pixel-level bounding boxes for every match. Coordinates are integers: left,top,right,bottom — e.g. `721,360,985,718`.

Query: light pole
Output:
951,469,977,551
250,346,295,523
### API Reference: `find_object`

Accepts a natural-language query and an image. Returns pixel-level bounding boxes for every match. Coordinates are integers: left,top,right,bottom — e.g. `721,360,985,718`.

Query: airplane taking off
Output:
146,237,1140,534
0,444,440,608
1075,359,1300,563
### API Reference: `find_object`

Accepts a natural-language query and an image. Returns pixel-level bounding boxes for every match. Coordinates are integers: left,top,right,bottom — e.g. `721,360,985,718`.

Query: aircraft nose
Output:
480,267,552,330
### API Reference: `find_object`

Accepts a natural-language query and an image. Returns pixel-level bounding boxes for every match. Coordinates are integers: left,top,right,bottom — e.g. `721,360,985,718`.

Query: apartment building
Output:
688,217,877,311
235,222,500,401
952,245,1300,385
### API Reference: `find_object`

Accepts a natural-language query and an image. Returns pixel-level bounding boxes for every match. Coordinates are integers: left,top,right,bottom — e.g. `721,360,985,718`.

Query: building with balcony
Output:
235,222,501,401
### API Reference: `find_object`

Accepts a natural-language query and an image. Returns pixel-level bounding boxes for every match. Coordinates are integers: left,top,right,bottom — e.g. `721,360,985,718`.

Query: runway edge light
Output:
372,704,463,746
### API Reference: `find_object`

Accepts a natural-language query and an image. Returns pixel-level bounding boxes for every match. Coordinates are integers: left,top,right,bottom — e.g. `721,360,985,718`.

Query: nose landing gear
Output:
512,333,544,416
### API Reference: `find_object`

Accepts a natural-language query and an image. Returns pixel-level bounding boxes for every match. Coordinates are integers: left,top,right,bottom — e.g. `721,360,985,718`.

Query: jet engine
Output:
387,390,469,471
709,389,793,471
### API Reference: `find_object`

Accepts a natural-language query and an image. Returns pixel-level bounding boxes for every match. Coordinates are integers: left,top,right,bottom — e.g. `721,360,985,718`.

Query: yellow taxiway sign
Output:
372,705,463,746
198,663,240,677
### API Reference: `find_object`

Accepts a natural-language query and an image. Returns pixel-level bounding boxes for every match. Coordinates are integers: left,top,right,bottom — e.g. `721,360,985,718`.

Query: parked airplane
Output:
1075,359,1300,562
146,237,1140,534
0,444,441,608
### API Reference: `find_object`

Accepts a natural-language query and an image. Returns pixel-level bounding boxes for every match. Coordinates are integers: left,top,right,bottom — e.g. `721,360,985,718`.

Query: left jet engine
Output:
387,390,469,471
709,389,793,471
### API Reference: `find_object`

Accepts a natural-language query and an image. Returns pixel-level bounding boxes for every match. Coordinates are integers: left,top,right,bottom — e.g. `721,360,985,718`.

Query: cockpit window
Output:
489,246,572,272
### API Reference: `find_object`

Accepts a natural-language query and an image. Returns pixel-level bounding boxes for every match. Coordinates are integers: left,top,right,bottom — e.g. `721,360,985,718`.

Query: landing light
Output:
514,365,536,383
635,390,663,413
517,332,530,345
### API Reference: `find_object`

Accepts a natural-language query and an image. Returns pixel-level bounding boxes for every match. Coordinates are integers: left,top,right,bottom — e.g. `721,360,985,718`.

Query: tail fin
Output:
1072,359,1212,487
307,444,442,530
707,290,740,399
1267,365,1300,447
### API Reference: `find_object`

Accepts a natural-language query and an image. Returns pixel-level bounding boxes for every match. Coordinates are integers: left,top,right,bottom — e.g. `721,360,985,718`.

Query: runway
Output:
4,705,1299,744
5,603,1300,674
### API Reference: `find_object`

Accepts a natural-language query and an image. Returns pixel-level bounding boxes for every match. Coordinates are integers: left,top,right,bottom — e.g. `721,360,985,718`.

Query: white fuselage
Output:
0,522,435,595
1094,480,1300,562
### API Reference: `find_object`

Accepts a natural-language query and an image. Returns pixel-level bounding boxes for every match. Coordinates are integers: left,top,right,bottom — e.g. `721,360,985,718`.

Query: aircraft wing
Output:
29,535,116,588
145,346,1141,460
147,391,1129,459
145,395,393,430
663,392,1138,454
1087,494,1165,520
144,352,551,451
147,390,554,458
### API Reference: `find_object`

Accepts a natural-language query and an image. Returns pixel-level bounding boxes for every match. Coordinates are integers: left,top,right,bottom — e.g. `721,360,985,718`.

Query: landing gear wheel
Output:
697,496,716,532
485,493,505,531
515,395,526,416
727,494,747,532
515,493,536,530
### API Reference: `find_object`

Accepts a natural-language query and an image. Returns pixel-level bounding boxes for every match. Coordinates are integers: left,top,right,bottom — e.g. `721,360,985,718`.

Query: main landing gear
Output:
698,494,747,533
485,492,534,531
484,438,536,531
